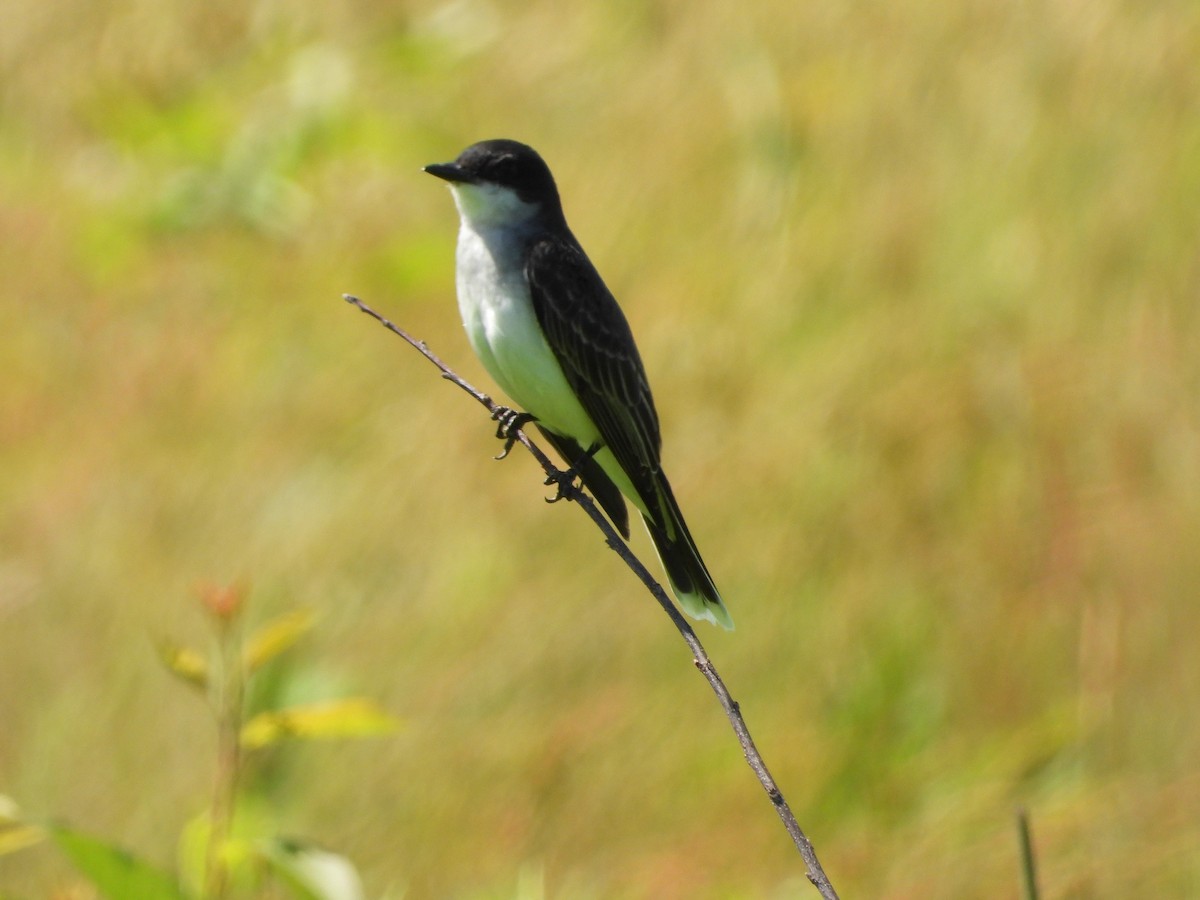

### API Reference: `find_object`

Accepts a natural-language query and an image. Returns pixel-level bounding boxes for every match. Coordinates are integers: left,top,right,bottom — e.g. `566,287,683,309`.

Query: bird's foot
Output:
544,441,599,503
492,407,537,459
544,465,582,505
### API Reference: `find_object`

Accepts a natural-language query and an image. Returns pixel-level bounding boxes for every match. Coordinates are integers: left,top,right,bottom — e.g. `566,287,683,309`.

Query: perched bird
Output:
426,139,732,630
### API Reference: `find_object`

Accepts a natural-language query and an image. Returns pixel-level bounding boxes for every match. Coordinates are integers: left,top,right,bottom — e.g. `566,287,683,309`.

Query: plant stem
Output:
204,621,244,900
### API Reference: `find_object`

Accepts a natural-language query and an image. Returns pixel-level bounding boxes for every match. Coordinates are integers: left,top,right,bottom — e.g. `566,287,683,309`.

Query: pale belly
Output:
457,269,597,443
455,224,647,516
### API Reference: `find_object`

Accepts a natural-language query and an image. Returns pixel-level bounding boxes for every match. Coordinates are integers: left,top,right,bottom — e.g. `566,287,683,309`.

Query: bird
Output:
425,139,732,630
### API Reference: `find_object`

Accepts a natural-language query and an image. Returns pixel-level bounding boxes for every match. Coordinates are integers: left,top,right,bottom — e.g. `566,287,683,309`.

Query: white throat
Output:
449,181,541,230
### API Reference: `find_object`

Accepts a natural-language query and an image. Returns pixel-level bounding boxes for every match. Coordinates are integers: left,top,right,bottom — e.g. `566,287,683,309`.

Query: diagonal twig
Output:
344,293,840,899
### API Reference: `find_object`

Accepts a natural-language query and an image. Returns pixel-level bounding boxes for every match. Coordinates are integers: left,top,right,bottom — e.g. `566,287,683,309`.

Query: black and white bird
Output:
426,139,732,630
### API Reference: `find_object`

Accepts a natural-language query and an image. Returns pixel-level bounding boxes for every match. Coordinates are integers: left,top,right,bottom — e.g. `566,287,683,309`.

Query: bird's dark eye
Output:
489,155,519,181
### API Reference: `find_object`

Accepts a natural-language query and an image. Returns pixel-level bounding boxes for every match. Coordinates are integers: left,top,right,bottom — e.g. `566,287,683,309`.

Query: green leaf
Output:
243,609,315,673
240,698,401,749
156,639,209,691
262,838,365,900
48,825,187,900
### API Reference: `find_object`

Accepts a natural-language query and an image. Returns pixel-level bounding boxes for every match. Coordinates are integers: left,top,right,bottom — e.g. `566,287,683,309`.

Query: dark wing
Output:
525,234,664,520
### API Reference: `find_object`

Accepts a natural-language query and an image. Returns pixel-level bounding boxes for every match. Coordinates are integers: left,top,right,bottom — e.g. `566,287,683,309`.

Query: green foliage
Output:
241,698,399,750
243,609,317,675
159,639,212,691
47,826,187,900
2,589,398,899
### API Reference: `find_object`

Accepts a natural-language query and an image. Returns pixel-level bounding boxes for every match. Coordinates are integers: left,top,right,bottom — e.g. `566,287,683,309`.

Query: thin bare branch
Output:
344,294,840,899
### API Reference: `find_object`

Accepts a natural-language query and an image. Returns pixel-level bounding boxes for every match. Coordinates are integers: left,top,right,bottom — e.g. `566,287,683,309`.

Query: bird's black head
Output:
425,139,561,210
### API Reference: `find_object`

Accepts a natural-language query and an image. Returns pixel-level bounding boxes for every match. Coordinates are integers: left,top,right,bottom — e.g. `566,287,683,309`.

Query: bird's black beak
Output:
424,162,471,184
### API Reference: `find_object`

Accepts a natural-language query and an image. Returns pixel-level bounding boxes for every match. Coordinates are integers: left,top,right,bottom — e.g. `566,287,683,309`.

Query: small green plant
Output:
1,583,401,900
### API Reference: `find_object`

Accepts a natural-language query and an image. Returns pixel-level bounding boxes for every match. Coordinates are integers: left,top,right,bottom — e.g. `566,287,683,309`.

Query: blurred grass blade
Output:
262,838,365,900
0,822,46,856
1017,807,1040,900
48,825,186,899
0,796,46,857
177,812,210,900
243,608,315,673
157,639,209,691
241,698,401,749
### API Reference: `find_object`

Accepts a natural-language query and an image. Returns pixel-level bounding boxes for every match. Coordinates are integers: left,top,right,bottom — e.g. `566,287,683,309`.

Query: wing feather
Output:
525,234,664,520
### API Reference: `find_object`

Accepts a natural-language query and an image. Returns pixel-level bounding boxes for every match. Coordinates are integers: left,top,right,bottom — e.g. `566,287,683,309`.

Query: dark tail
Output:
641,471,733,630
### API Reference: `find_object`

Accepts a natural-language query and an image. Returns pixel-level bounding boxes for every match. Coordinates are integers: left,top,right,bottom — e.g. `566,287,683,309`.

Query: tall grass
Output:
2,0,1198,896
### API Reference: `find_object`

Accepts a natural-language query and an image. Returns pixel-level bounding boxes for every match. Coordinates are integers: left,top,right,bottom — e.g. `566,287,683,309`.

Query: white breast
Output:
445,180,647,517
455,218,599,447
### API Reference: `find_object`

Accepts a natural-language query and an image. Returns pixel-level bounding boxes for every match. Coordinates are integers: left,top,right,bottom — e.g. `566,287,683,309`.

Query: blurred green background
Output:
2,0,1198,896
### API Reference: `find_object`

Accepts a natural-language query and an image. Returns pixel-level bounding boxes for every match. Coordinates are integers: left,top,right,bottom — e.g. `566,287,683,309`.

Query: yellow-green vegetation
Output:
2,1,1197,896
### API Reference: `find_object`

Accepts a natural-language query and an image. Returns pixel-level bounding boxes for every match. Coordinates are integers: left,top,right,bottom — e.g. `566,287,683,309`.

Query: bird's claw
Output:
492,407,537,459
544,466,581,504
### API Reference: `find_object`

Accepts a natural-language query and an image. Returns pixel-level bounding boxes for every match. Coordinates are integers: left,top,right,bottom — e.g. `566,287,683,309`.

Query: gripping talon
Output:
542,439,601,500
544,466,581,504
491,407,537,459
